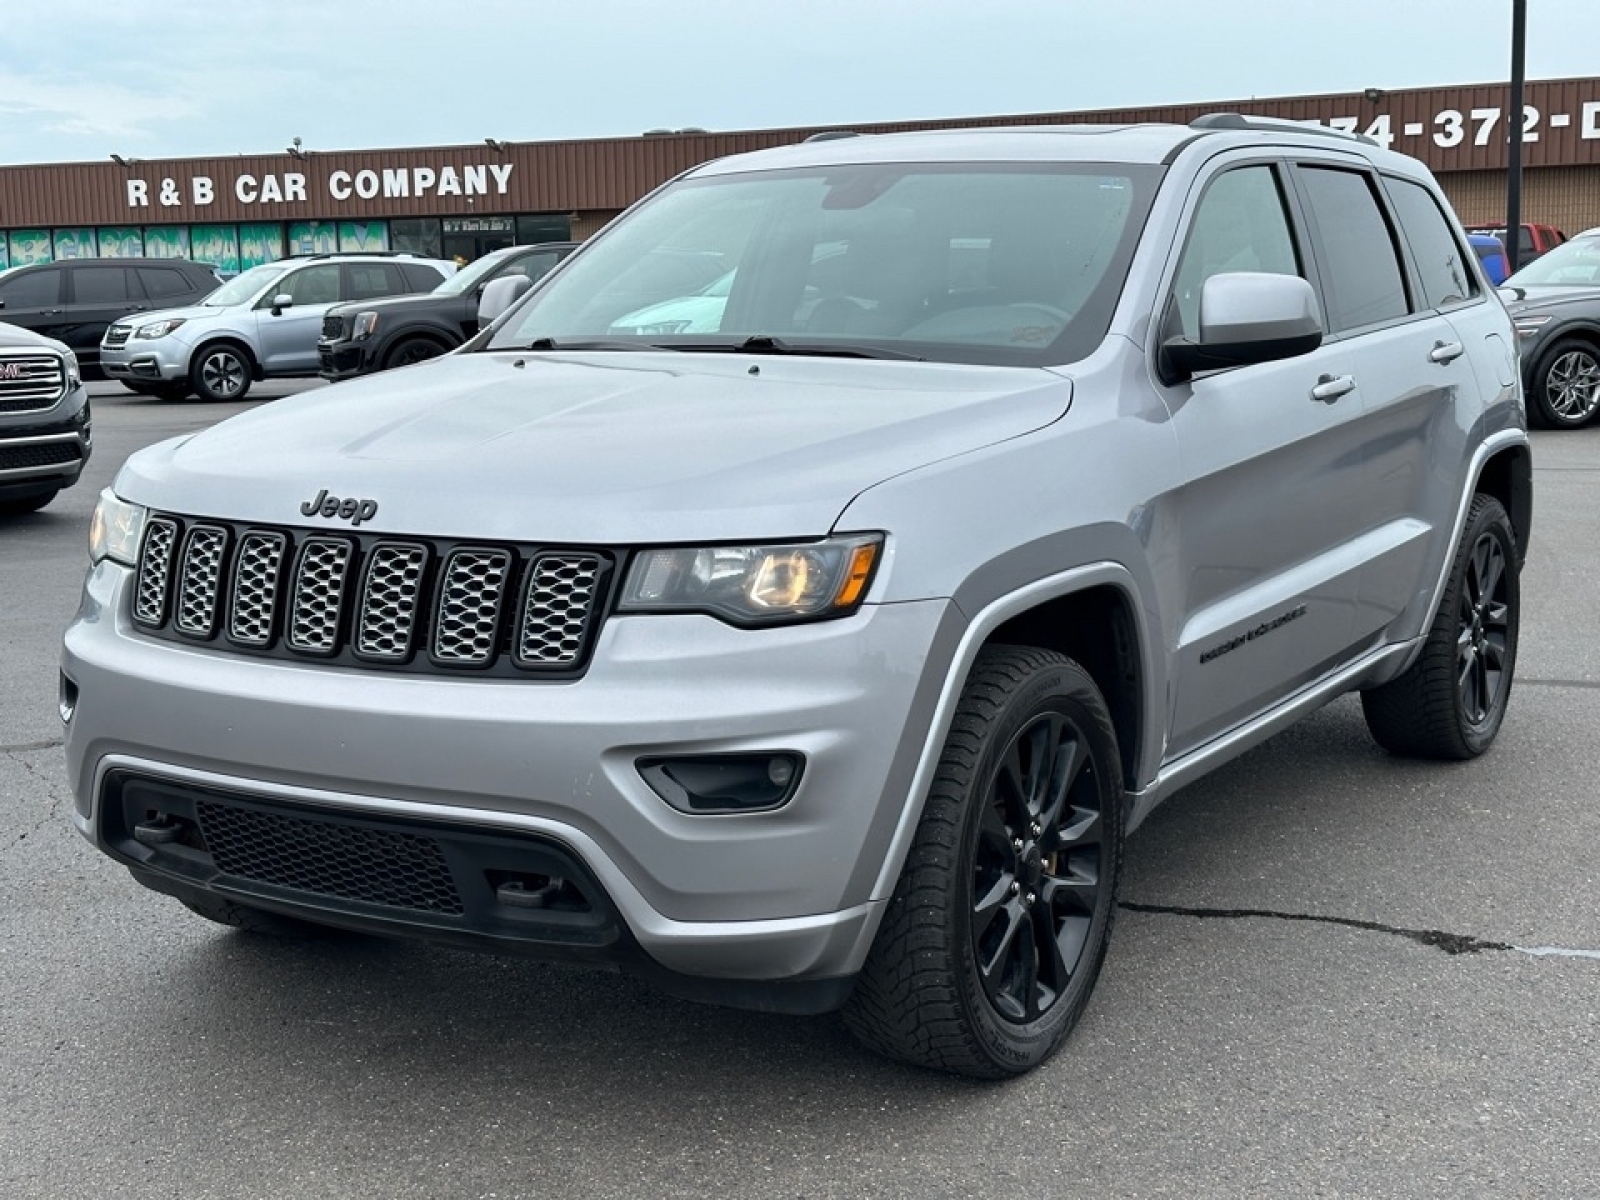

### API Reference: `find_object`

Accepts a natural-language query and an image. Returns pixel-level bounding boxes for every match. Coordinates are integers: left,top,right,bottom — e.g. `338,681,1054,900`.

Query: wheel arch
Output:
1471,441,1533,568
189,336,259,378
867,562,1165,904
382,327,457,366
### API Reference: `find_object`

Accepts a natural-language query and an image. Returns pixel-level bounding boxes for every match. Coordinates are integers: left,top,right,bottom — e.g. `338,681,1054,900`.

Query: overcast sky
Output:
0,0,1592,165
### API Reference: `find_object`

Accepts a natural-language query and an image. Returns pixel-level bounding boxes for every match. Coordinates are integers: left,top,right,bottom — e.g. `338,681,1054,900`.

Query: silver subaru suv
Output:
97,253,454,402
63,116,1531,1077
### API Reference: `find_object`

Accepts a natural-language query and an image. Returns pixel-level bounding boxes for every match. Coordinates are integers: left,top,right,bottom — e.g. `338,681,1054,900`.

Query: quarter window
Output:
1297,167,1409,332
139,267,197,299
346,263,406,302
1169,165,1301,341
1383,177,1477,309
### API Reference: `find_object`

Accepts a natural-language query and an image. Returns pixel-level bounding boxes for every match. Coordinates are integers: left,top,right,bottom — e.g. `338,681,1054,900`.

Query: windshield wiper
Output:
518,337,661,352
730,334,925,361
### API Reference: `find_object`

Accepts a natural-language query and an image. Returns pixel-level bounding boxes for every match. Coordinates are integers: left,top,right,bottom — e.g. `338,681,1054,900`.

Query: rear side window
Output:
1383,177,1478,309
278,264,340,305
72,266,138,304
0,268,63,307
1297,166,1409,333
345,262,407,301
1168,164,1302,341
400,263,447,291
139,267,198,299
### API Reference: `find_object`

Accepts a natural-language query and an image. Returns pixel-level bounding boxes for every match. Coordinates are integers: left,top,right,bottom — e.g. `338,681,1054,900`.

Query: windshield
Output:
485,162,1161,366
1505,236,1600,288
202,263,290,306
434,250,516,296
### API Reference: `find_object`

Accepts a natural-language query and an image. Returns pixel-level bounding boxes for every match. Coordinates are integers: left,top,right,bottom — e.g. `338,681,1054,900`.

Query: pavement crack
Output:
0,738,64,753
1,748,71,854
1119,901,1511,954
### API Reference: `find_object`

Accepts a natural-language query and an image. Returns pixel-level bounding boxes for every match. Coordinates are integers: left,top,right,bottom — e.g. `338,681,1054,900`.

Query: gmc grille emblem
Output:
0,362,27,380
300,488,379,526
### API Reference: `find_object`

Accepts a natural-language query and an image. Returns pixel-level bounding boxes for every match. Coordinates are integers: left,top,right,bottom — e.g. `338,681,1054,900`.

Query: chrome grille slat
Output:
174,525,229,636
229,532,288,647
0,354,67,413
288,537,354,654
517,554,603,667
433,548,511,664
357,543,429,660
133,517,179,627
103,326,132,348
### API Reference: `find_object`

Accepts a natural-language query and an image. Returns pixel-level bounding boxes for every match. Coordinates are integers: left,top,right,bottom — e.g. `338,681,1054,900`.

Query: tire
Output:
190,344,253,402
383,336,448,370
1362,495,1519,759
177,891,341,939
0,487,59,515
843,646,1124,1078
1528,337,1600,429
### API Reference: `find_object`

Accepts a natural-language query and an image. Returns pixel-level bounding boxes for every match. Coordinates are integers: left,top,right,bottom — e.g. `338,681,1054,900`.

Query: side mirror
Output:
270,293,294,315
477,275,533,330
1162,272,1323,383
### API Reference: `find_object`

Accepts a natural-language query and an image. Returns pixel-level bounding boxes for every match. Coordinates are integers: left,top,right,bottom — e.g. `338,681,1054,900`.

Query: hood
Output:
326,290,455,321
106,303,235,331
116,350,1072,543
0,322,67,352
1498,284,1600,314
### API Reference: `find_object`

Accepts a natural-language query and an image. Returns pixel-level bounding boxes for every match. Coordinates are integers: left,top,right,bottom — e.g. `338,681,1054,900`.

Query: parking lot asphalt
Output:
2,381,1598,1198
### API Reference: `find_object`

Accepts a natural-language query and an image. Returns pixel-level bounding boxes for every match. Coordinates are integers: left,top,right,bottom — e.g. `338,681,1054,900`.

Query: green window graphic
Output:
338,221,389,252
53,229,97,259
98,227,145,257
287,221,338,255
144,227,191,259
8,230,53,265
239,223,285,269
191,225,240,275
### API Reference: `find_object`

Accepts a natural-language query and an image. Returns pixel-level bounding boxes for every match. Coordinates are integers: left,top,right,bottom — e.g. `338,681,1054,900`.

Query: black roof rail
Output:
804,130,864,143
1189,112,1379,147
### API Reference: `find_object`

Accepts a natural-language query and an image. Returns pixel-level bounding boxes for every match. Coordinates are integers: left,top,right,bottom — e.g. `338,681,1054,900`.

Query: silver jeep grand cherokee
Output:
62,116,1531,1078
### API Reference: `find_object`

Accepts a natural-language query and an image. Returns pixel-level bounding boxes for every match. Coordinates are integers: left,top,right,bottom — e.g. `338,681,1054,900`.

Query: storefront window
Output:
52,229,96,259
191,225,241,275
517,214,572,244
98,227,144,257
390,218,442,259
143,227,191,259
339,221,389,252
239,223,285,269
288,221,338,256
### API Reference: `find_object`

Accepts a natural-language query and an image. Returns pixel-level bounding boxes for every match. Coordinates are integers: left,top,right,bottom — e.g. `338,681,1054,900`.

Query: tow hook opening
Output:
489,870,592,913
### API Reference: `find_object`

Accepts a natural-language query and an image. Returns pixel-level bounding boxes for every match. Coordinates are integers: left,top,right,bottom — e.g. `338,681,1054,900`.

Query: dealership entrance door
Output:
442,217,515,266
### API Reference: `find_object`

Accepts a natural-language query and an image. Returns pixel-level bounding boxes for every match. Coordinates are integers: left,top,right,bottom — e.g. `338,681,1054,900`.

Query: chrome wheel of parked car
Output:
1532,339,1600,428
1362,495,1519,758
192,345,252,402
844,646,1122,1077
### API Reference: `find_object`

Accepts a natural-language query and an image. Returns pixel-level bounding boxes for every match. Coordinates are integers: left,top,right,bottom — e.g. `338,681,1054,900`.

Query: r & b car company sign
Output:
125,161,516,208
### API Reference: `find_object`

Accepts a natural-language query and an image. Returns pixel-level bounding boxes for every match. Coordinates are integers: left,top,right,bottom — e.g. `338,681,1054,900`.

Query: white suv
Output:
97,254,455,401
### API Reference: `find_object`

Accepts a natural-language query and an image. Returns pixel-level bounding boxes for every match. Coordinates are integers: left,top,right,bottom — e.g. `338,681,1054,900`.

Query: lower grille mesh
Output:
195,800,465,915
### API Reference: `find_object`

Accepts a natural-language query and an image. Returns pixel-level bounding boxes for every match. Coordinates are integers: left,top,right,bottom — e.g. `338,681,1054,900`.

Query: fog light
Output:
638,752,804,815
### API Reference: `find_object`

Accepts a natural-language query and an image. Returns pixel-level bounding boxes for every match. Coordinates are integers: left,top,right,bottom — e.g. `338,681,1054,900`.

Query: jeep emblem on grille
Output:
0,362,27,380
300,488,379,526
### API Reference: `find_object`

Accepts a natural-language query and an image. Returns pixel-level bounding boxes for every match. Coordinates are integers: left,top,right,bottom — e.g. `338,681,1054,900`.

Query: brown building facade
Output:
3,75,1598,273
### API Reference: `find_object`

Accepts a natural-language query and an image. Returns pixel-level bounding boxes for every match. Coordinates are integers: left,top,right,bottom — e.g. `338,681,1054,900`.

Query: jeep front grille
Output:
0,353,67,413
130,512,613,677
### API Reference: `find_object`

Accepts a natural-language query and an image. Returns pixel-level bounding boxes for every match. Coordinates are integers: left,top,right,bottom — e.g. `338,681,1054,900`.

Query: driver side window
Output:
1170,166,1302,341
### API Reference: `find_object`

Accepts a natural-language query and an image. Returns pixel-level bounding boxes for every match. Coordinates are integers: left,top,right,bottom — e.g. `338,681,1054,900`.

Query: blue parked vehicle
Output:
1469,232,1510,285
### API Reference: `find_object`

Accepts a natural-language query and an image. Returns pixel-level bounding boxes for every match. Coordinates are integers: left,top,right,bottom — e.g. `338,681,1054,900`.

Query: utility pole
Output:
1505,0,1527,273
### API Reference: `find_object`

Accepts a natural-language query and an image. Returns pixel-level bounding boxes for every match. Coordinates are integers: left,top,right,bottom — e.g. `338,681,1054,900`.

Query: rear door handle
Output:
1310,373,1357,403
1429,340,1465,364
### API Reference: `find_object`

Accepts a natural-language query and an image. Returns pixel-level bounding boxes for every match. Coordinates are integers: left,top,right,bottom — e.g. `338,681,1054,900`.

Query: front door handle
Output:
1429,340,1465,364
1310,373,1357,403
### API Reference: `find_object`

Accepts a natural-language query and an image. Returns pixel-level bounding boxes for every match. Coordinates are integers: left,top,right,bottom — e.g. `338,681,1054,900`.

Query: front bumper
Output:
0,391,92,497
62,561,958,990
317,340,371,381
99,337,191,383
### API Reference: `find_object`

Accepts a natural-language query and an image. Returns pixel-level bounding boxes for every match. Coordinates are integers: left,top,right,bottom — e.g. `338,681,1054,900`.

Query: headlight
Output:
618,534,883,625
62,349,81,389
1512,314,1553,338
88,489,147,566
353,312,380,340
134,318,186,339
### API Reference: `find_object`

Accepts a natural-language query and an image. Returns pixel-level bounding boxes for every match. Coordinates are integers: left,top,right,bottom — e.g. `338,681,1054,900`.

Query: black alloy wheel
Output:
970,709,1107,1024
384,338,447,370
1532,338,1600,428
1362,494,1520,758
845,646,1123,1078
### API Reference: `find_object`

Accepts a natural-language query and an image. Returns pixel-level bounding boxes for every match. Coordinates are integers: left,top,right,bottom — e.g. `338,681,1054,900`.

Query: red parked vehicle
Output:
1466,222,1567,268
